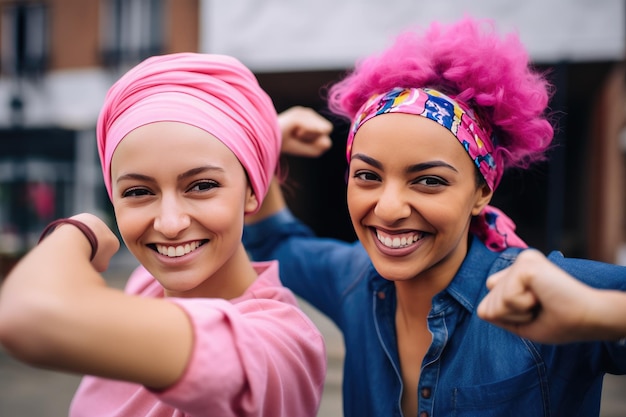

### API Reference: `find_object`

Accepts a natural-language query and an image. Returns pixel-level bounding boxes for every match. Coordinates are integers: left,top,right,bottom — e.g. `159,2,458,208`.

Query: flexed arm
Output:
477,249,626,343
0,214,193,389
246,106,333,224
278,106,333,158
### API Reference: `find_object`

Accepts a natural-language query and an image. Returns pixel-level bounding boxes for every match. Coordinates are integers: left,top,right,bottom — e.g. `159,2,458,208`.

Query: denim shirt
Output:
243,209,626,417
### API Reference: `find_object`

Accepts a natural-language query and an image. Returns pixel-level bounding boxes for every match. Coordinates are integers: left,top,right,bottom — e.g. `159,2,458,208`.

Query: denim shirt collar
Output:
367,235,503,314
444,236,503,312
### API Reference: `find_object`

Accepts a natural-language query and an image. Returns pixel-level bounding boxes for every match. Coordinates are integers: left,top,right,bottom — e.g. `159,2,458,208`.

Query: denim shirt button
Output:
419,412,429,417
421,387,431,399
377,291,386,300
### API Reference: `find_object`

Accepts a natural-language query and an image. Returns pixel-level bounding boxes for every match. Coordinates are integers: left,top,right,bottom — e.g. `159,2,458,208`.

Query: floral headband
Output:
346,87,502,190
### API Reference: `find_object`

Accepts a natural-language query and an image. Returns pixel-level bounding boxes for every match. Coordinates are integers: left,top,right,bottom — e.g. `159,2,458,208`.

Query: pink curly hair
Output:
327,17,555,171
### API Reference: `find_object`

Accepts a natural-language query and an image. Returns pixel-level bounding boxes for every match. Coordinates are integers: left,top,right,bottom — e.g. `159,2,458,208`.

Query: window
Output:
0,2,49,77
101,0,164,68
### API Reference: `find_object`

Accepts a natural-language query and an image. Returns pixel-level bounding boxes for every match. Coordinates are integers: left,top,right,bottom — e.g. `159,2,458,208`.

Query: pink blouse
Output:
69,261,326,417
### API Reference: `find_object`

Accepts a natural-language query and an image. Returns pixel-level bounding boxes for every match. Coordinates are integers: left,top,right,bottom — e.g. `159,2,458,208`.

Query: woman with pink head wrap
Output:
0,53,326,417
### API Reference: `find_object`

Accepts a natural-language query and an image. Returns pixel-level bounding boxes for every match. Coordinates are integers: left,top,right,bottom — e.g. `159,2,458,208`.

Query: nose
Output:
153,195,191,238
373,182,412,224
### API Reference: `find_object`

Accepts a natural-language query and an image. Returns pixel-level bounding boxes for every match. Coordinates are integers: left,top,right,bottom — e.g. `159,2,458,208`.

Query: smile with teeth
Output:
376,230,423,249
155,241,204,257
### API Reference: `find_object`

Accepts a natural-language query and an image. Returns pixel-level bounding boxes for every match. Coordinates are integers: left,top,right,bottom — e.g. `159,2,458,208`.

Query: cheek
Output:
419,194,477,229
113,205,149,242
198,197,245,232
346,186,370,218
205,208,240,230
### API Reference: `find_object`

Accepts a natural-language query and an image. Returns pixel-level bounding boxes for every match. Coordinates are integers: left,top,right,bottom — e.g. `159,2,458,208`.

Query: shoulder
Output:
450,239,524,305
245,260,300,305
546,251,626,290
464,236,524,276
169,261,321,335
124,265,163,297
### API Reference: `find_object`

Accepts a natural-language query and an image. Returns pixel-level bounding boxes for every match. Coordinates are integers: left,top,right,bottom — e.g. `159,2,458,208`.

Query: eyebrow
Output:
115,165,226,185
351,153,459,174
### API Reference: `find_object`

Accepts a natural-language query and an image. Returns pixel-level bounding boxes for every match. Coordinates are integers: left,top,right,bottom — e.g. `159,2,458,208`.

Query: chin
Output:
371,262,419,282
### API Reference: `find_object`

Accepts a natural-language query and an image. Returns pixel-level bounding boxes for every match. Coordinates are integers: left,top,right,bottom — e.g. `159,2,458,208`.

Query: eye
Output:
121,187,152,198
188,180,219,192
414,176,448,187
353,170,380,182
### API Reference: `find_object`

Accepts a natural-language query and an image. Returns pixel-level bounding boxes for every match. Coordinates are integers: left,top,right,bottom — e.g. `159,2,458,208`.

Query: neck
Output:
394,236,471,320
394,277,441,322
165,244,257,300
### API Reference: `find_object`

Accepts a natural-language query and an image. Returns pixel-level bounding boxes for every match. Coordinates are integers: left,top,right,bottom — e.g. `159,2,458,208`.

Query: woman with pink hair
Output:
244,17,626,416
0,53,327,417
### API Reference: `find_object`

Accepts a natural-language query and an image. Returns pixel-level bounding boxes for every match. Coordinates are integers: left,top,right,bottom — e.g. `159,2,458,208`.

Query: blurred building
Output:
0,0,199,276
0,0,624,279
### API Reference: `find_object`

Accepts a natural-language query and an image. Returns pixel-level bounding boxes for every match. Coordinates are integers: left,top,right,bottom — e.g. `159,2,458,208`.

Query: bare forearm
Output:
586,289,626,341
0,225,109,362
0,221,192,388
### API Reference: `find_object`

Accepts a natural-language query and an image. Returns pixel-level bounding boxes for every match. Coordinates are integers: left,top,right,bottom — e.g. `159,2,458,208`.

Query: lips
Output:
154,240,206,257
369,228,426,257
375,230,423,249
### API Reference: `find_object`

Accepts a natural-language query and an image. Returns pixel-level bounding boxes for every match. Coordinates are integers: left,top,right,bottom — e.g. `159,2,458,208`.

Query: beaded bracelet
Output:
38,218,99,261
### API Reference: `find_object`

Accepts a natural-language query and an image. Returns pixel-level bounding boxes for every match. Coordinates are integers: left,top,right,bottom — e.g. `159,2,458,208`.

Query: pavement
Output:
1,251,625,416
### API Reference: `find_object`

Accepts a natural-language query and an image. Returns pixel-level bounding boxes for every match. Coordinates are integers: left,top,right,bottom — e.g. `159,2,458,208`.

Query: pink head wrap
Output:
97,53,281,209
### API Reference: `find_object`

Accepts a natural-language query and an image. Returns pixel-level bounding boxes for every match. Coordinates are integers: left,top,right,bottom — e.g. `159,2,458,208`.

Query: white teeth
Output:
156,241,201,257
377,232,421,249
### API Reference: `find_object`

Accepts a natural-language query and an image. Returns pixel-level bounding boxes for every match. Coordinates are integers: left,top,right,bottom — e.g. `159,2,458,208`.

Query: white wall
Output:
0,69,113,129
201,0,626,72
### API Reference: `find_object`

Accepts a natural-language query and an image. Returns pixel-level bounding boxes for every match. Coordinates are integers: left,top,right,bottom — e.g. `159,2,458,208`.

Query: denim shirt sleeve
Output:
243,208,371,323
546,250,626,374
546,250,626,291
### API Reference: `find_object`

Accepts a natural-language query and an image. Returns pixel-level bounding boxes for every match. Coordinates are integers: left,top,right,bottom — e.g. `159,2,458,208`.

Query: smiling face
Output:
347,113,492,285
110,121,259,298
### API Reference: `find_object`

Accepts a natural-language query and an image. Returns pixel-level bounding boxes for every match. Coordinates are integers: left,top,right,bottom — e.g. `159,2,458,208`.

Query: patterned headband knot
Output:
347,87,502,190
